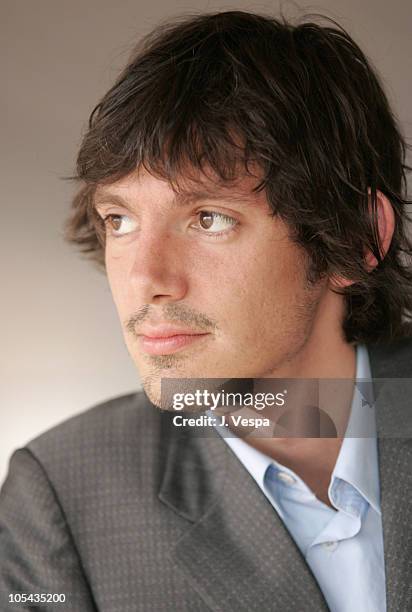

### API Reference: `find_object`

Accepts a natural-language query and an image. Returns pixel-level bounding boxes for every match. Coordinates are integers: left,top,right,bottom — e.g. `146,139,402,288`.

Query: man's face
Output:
95,168,329,407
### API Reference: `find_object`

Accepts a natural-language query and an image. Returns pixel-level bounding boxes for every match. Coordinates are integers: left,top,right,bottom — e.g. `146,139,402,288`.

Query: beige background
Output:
2,0,411,484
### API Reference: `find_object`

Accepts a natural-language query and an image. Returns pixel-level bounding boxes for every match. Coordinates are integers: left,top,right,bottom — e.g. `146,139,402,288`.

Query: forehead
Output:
94,166,267,208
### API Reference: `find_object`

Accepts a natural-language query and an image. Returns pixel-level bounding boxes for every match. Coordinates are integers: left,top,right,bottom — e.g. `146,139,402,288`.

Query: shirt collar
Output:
329,344,381,515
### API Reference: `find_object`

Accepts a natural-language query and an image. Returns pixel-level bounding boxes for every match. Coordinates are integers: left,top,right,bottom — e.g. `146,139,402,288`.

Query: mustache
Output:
124,303,218,337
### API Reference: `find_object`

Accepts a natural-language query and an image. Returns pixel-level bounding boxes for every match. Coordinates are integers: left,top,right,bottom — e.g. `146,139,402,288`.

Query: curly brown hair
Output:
66,10,412,345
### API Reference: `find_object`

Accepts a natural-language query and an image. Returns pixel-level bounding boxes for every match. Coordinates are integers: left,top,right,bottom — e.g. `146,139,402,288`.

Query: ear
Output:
329,190,395,289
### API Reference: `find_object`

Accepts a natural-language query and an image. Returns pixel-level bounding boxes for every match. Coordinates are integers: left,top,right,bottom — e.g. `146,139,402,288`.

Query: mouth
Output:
137,330,211,355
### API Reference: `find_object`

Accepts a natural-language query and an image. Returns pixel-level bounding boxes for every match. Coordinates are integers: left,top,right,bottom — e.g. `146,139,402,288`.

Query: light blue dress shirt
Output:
212,344,386,612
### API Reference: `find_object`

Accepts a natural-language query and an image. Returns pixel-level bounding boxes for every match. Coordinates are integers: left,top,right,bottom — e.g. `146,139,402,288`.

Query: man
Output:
1,10,411,611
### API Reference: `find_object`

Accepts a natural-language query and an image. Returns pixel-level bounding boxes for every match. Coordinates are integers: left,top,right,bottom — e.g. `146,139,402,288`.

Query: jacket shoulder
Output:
368,335,412,378
25,391,161,468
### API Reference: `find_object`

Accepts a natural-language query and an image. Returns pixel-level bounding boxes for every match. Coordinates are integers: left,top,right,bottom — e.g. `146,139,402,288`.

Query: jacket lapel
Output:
368,340,412,612
158,413,328,611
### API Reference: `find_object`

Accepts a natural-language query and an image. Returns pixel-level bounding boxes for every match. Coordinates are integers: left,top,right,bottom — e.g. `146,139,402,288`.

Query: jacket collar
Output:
368,340,412,612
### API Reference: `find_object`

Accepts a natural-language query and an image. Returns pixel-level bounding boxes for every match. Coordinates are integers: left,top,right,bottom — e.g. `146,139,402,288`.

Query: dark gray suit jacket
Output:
1,340,411,611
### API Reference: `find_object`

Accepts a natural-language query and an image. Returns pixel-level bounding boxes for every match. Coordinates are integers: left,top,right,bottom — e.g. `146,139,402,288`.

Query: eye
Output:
102,214,137,236
193,211,238,235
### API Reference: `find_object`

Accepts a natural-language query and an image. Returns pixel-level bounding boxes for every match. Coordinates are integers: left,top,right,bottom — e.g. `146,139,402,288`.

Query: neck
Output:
245,287,357,508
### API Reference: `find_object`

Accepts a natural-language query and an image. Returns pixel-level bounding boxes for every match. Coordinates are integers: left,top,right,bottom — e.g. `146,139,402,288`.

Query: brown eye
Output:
102,214,137,236
106,215,122,231
194,210,238,235
199,211,214,229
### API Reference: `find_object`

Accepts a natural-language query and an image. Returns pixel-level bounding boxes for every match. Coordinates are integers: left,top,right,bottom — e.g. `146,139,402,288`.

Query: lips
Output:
136,325,210,355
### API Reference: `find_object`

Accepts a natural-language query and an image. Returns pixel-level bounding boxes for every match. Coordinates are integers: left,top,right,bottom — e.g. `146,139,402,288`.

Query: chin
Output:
140,374,181,412
142,383,163,409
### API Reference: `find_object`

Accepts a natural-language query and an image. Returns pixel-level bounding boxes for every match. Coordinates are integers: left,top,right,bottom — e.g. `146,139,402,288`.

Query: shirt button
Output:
322,541,338,552
276,471,296,485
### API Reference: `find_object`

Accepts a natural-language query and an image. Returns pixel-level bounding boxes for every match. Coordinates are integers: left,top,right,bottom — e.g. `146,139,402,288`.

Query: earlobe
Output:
329,190,396,290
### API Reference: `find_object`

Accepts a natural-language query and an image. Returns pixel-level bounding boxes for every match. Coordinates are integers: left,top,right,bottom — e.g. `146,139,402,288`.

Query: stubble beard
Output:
140,353,187,409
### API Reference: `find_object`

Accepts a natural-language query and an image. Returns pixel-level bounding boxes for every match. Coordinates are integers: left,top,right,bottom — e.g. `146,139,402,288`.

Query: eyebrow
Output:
93,189,254,211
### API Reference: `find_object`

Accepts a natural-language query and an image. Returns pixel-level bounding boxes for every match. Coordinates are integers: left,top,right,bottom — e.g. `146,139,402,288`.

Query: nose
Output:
129,229,189,305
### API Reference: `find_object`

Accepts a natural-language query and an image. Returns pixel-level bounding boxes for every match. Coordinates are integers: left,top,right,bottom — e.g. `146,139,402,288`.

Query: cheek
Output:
217,240,305,306
215,244,312,340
